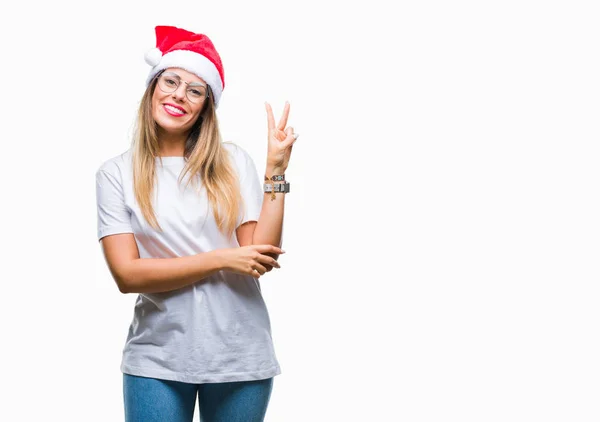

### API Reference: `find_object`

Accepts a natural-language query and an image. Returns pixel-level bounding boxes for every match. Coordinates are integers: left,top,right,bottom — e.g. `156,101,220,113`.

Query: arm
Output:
252,165,285,248
100,233,223,294
235,181,284,272
101,233,282,294
242,101,297,256
236,166,285,269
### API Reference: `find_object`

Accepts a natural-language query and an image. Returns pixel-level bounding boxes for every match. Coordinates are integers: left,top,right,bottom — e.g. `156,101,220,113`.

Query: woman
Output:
95,25,297,422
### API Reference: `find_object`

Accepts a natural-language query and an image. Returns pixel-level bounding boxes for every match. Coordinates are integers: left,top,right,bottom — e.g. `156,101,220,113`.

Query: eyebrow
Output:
163,71,207,88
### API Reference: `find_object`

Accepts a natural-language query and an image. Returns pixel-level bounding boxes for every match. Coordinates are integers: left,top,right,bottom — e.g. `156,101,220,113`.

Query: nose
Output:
172,82,187,101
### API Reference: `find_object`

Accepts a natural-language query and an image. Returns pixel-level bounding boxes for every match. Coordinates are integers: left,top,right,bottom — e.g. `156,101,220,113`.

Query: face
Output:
151,67,209,137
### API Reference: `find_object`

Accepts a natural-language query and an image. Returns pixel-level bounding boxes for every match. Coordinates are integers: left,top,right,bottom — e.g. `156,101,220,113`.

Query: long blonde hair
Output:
131,71,243,239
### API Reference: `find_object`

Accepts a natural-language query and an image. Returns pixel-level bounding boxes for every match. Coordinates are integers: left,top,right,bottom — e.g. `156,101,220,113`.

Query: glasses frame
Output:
155,71,210,104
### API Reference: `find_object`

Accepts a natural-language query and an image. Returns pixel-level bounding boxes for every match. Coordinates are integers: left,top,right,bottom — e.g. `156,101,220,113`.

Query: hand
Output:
265,101,298,174
219,245,285,278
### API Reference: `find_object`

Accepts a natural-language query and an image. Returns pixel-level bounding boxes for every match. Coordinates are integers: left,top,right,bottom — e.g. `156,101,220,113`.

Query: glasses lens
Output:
158,75,179,93
186,87,208,103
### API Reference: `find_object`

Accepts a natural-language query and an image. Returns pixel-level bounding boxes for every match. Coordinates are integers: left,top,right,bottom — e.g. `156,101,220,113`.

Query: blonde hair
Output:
130,72,243,239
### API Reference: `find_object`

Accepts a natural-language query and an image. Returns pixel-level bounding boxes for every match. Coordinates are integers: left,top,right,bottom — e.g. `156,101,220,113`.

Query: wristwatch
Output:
264,182,290,193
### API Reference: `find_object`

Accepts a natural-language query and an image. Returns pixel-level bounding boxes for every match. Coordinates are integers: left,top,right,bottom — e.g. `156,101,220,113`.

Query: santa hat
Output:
144,26,225,108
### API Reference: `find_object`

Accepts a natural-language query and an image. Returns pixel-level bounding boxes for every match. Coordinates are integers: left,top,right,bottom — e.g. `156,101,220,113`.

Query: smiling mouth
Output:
163,104,187,116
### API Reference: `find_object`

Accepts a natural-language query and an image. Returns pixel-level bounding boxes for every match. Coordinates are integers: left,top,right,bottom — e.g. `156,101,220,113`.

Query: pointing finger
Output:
265,102,275,130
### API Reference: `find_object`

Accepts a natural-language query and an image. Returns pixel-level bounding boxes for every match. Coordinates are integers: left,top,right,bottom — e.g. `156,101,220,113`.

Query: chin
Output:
153,115,186,131
158,123,189,135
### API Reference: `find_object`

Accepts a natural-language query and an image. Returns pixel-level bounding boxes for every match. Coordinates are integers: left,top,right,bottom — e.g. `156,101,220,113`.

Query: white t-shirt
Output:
95,142,281,384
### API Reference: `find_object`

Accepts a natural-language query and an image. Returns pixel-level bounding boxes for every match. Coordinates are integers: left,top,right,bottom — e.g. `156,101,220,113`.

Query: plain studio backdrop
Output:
0,0,598,421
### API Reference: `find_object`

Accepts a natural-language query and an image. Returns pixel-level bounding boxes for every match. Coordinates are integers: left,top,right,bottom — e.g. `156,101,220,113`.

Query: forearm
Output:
253,192,285,248
253,167,286,253
121,250,224,294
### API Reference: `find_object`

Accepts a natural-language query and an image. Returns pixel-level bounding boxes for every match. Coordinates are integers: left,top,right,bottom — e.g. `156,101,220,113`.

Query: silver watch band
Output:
264,182,290,193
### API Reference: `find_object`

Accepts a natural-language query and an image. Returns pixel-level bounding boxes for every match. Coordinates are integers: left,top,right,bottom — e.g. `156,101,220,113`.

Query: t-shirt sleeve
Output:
95,168,134,241
232,145,263,228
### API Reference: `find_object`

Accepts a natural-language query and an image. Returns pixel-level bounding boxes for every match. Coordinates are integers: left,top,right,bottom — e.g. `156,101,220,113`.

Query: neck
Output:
157,127,188,157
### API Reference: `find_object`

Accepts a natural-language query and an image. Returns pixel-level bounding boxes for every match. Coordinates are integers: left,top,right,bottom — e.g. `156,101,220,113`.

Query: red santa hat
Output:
144,26,225,108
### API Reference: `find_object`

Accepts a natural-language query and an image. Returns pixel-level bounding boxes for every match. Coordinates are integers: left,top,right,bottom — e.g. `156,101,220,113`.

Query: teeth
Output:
165,105,184,114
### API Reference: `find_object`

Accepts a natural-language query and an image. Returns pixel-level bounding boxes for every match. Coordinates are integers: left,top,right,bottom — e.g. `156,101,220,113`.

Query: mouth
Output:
163,103,187,117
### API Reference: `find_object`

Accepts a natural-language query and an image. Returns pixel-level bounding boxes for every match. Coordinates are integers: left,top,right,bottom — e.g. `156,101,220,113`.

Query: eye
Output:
164,78,177,86
189,89,203,96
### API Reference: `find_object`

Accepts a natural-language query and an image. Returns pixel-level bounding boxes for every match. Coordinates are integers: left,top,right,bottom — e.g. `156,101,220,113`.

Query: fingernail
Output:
281,250,286,253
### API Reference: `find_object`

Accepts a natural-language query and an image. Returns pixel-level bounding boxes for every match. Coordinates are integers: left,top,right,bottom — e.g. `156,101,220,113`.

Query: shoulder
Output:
222,141,256,171
222,141,251,161
95,149,133,178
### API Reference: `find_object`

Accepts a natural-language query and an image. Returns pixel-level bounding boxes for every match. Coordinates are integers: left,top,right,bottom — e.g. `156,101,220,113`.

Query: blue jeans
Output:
123,373,274,422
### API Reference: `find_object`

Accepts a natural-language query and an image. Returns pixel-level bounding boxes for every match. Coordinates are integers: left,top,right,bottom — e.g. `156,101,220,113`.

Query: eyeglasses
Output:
157,72,209,103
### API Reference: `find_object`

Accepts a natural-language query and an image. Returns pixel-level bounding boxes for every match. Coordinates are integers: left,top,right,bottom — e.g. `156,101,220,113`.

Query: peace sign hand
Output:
265,101,298,174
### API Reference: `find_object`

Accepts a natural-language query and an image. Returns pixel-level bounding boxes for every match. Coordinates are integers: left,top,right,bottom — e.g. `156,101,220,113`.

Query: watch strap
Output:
264,182,290,193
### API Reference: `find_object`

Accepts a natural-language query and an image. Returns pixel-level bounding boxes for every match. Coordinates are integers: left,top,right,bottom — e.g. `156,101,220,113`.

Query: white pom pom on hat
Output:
144,48,162,67
144,26,225,108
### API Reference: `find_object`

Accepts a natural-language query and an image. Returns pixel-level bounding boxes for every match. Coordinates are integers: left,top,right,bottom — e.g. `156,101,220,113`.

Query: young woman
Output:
95,25,298,421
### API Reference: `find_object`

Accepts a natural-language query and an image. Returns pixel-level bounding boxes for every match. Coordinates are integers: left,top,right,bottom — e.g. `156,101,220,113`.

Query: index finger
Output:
255,244,286,255
265,102,276,130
